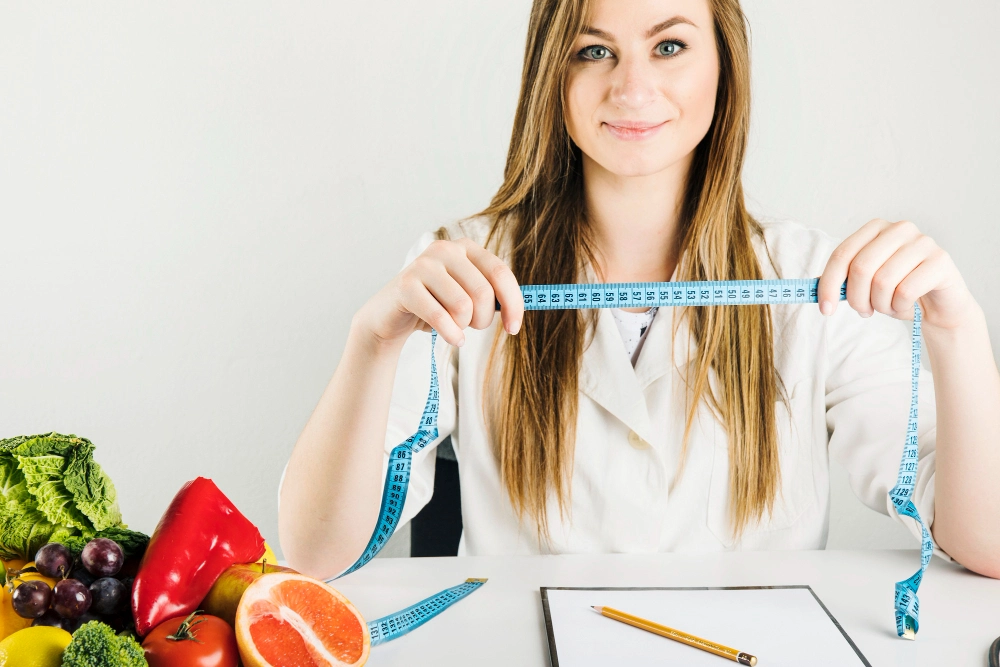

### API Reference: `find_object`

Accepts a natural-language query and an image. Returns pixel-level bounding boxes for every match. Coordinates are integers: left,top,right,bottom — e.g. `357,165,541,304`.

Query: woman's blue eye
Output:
581,45,611,60
657,40,684,57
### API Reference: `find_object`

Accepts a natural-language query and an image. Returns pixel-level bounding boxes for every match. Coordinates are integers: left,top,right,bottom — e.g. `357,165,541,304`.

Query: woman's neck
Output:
583,152,690,285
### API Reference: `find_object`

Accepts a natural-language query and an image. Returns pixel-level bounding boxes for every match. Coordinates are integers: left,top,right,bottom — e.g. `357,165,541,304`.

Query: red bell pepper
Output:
132,477,265,636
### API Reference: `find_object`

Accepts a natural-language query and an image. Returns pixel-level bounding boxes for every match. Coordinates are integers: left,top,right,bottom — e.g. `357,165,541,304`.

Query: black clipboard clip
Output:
989,635,1000,667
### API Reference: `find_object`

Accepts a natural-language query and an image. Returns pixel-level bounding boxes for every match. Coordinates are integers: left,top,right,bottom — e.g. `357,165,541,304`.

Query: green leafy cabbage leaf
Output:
0,497,56,561
19,453,94,531
63,442,121,531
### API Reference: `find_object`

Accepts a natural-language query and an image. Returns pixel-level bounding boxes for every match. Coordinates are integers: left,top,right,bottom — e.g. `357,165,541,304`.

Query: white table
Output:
331,550,1000,666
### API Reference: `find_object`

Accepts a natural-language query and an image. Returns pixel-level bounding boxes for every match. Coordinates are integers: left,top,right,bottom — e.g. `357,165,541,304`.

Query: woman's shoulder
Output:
753,218,841,280
401,215,494,266
438,214,493,246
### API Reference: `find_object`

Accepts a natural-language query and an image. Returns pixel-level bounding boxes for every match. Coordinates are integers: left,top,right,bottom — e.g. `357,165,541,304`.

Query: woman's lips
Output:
604,120,667,141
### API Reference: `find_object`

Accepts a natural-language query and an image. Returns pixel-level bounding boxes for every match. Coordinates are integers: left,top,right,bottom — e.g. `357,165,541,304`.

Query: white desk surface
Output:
330,550,1000,667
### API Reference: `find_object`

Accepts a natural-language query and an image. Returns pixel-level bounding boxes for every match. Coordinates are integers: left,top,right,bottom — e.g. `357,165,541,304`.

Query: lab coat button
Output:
627,430,649,449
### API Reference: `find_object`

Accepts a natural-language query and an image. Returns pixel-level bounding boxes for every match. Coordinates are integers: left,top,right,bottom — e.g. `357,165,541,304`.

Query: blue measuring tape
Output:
889,303,931,639
367,578,487,646
334,277,930,640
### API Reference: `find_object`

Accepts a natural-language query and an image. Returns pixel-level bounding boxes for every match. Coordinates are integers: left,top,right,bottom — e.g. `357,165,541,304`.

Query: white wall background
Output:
1,1,997,558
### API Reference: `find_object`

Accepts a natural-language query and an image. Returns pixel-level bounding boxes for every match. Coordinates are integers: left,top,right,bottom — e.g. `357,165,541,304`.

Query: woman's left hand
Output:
817,218,980,330
819,219,1000,580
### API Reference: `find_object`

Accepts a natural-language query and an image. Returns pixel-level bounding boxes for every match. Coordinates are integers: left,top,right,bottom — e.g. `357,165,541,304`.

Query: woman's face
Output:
564,0,720,178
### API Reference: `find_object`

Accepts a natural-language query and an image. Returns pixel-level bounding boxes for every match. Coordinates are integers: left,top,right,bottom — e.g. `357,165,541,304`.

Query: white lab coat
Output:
381,216,944,558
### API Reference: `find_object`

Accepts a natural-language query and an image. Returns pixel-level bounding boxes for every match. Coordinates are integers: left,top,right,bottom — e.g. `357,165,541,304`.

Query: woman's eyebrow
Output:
582,16,696,42
645,16,696,37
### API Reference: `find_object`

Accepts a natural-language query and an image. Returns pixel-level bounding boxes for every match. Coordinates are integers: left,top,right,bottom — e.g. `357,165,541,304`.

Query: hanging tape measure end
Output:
901,611,918,640
465,578,488,584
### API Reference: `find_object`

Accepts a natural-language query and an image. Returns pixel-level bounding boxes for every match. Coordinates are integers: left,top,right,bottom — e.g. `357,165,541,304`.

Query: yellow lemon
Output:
0,587,32,643
255,541,278,566
0,626,72,667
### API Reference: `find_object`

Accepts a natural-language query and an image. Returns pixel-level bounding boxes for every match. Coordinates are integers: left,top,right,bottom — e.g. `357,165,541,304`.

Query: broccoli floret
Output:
61,621,147,667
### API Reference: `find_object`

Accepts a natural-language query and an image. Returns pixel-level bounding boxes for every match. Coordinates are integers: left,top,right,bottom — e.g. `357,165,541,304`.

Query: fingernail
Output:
456,335,466,347
819,300,833,316
511,319,521,335
859,310,872,319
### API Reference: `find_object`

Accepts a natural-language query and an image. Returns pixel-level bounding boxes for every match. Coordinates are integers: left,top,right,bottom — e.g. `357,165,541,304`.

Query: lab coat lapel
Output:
579,308,654,444
633,306,696,389
633,307,671,390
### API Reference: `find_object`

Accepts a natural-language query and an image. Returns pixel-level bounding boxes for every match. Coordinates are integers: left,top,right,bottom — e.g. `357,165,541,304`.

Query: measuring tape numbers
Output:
518,277,838,309
333,277,931,640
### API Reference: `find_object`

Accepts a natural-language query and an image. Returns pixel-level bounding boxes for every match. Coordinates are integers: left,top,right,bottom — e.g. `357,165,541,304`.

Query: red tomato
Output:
142,611,239,667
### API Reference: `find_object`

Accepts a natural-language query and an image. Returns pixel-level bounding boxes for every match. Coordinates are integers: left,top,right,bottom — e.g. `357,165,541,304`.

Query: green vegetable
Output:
61,621,148,667
0,433,148,561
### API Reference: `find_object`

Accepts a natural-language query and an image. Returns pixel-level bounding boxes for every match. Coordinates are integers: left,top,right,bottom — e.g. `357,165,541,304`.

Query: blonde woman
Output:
279,0,1000,582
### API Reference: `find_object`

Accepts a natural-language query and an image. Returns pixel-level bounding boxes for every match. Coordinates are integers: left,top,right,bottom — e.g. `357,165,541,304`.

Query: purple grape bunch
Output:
8,537,134,634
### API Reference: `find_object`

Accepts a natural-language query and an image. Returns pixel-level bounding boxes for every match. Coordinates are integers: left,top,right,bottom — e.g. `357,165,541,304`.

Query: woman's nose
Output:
609,54,657,111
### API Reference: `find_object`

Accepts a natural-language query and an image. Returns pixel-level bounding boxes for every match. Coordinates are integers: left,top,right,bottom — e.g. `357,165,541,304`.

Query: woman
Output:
278,0,1000,582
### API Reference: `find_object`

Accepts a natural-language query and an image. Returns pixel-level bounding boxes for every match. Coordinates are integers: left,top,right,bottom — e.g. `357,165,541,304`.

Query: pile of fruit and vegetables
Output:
0,434,370,667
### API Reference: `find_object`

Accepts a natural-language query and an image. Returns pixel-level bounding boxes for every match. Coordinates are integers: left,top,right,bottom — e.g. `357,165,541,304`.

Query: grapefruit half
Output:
235,572,370,667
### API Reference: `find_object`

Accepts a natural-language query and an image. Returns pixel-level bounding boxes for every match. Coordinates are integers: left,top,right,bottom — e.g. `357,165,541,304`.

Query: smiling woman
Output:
279,0,1000,592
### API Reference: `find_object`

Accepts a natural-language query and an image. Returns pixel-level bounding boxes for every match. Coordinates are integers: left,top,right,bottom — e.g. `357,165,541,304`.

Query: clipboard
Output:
540,586,871,667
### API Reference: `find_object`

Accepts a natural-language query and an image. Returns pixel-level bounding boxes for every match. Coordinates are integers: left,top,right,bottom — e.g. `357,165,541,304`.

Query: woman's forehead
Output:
582,0,714,38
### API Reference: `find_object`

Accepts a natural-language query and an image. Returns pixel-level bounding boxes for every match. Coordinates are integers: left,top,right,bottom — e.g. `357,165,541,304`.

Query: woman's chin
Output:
594,155,684,180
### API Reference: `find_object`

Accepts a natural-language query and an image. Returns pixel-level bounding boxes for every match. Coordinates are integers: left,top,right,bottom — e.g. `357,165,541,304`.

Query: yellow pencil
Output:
592,606,758,666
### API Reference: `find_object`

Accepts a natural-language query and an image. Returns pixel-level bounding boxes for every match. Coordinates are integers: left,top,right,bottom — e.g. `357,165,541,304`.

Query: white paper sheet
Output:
542,587,868,666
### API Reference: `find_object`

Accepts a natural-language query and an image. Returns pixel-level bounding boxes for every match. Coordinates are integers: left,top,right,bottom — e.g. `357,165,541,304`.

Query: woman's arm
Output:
278,238,523,580
818,218,1000,578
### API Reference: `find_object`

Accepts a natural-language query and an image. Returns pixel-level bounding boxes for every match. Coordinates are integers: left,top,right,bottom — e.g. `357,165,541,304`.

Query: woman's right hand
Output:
355,237,525,349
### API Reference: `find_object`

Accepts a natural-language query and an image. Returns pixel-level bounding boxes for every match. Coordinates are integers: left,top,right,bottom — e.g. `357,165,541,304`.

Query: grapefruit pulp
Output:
235,572,370,667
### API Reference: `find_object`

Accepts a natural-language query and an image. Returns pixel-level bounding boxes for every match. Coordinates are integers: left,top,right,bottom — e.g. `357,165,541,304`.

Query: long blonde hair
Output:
468,0,782,541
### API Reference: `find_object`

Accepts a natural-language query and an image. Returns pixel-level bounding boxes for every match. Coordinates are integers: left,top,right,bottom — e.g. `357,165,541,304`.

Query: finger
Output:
399,278,466,346
890,253,949,318
869,235,936,315
846,221,922,317
443,252,499,331
818,218,891,315
422,267,475,331
458,238,524,335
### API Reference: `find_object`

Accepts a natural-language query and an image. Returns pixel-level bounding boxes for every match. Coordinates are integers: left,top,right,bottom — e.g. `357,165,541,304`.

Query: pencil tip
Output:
590,606,601,612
